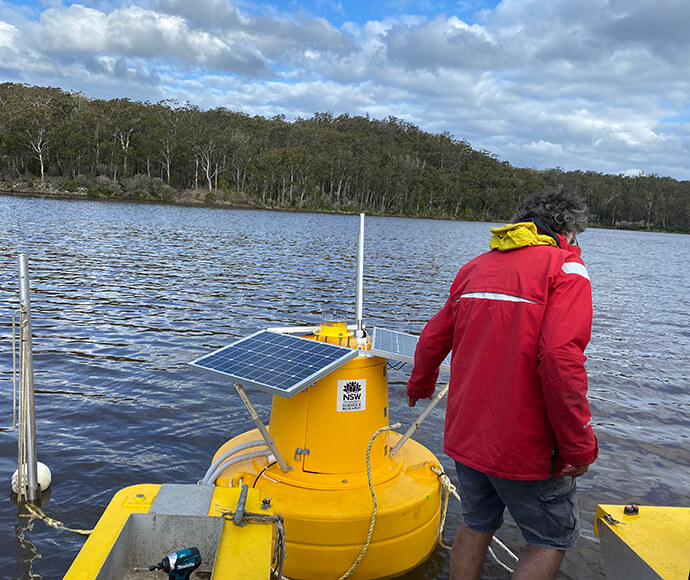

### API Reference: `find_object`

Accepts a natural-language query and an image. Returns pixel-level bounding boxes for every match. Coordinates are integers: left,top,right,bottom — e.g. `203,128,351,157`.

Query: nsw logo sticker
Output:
337,379,366,412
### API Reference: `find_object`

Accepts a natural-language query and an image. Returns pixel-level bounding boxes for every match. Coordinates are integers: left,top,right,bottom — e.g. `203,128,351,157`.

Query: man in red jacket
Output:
407,187,598,580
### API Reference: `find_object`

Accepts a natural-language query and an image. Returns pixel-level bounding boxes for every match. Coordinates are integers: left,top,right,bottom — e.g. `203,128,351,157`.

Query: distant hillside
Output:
1,83,687,231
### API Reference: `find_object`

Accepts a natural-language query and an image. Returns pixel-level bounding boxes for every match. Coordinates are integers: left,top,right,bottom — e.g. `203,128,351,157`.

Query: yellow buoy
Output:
212,322,442,580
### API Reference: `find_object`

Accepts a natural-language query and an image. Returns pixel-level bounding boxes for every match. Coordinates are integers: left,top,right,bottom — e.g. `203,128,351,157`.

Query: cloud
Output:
523,140,564,157
0,20,18,48
0,0,689,178
33,4,272,76
153,0,356,61
383,15,500,70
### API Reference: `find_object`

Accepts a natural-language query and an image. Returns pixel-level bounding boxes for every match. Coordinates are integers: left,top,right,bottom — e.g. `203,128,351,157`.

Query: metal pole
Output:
356,213,365,335
18,254,41,501
233,383,290,472
389,383,449,457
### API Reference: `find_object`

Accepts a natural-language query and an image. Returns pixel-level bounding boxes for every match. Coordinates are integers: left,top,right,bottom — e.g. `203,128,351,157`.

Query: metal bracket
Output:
390,383,449,457
602,513,626,526
294,448,311,461
232,485,249,527
233,383,291,472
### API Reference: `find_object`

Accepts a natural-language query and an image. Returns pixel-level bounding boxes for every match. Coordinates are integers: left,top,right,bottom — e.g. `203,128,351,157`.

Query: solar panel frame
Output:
370,327,451,371
190,330,359,397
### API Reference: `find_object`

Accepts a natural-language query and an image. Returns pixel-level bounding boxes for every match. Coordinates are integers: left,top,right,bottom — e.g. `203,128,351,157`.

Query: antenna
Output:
356,213,365,340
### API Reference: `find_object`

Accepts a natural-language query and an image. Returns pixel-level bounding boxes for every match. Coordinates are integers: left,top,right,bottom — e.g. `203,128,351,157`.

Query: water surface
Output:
0,196,688,579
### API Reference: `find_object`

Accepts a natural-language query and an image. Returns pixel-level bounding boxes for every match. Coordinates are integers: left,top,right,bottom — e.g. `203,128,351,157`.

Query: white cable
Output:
205,450,273,486
201,440,266,484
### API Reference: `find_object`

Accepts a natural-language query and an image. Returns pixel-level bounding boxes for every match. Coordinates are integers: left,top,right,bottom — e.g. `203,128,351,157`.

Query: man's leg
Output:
449,524,494,580
511,545,565,580
489,475,578,580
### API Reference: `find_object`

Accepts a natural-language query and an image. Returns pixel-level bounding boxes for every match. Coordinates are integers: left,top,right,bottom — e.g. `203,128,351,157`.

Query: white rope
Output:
11,309,20,428
488,546,516,574
336,422,402,580
13,307,28,502
431,465,518,572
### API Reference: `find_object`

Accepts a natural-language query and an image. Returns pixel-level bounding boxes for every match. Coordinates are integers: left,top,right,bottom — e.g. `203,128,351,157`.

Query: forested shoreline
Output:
1,83,688,231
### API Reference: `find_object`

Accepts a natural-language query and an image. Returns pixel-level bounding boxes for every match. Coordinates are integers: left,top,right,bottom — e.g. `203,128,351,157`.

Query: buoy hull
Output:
214,429,442,579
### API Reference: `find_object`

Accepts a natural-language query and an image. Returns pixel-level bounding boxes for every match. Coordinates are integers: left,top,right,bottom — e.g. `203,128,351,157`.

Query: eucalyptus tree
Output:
2,84,73,182
54,92,91,179
109,98,142,179
153,100,181,185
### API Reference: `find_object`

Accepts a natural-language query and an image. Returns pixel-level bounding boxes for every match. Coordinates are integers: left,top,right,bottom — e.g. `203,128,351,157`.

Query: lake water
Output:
0,196,688,579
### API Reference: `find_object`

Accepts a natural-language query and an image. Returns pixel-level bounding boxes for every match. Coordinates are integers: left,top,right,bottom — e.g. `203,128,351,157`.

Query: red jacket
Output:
407,224,598,480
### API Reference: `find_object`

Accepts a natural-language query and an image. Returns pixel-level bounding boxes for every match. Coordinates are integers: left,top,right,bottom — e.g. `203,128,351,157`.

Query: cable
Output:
205,450,273,486
253,461,277,488
201,439,267,484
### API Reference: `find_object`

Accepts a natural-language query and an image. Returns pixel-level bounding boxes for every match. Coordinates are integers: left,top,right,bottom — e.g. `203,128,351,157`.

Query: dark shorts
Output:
454,461,580,550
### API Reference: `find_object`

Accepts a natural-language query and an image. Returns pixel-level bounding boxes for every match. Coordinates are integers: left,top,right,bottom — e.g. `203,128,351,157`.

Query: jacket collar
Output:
489,222,558,251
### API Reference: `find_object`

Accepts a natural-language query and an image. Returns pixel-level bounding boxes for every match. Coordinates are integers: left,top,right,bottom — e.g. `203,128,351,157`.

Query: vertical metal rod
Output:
18,254,41,501
356,213,365,334
233,383,290,472
389,383,449,457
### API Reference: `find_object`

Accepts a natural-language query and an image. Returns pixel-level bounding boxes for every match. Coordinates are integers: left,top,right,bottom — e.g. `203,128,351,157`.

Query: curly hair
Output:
511,186,588,234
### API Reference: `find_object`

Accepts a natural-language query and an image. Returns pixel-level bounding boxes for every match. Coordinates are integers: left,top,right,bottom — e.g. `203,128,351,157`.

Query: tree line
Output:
0,82,687,231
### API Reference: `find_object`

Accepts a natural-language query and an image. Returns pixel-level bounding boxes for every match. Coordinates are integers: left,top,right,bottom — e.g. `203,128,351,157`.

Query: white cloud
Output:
0,0,689,178
524,140,564,157
0,20,18,48
383,15,500,70
33,4,272,76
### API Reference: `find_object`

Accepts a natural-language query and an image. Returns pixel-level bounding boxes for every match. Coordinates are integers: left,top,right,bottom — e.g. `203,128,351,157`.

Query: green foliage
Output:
0,82,687,232
95,175,121,197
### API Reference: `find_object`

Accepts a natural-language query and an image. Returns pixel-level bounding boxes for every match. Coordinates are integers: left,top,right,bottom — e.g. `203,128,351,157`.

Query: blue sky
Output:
261,1,502,26
1,0,690,180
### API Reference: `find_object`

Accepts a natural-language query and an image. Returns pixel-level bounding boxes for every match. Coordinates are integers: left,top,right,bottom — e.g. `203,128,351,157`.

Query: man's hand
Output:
561,464,589,478
407,395,433,407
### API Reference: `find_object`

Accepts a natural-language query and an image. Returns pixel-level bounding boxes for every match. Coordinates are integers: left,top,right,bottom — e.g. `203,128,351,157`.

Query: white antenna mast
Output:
356,213,365,343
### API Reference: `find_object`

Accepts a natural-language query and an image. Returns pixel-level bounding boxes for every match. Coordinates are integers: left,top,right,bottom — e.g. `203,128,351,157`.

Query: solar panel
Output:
370,327,451,371
190,330,359,397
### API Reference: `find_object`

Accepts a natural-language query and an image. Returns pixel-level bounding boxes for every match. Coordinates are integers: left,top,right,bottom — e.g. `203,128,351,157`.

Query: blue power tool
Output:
149,547,202,580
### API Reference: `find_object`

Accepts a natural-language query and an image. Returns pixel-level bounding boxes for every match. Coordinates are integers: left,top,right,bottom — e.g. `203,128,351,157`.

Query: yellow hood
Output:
489,222,558,251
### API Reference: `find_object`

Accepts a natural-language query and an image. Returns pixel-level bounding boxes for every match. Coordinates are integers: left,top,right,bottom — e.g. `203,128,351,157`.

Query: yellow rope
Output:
336,422,402,580
431,465,518,572
435,468,454,549
23,504,93,536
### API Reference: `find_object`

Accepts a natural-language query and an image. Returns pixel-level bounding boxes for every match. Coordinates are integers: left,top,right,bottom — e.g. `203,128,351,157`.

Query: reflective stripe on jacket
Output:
407,224,598,480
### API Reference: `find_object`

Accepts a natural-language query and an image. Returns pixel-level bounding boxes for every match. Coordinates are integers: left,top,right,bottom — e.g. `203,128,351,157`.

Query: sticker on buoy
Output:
337,379,367,412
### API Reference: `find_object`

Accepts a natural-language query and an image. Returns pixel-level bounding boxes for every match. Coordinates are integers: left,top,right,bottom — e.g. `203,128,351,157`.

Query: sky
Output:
1,0,689,180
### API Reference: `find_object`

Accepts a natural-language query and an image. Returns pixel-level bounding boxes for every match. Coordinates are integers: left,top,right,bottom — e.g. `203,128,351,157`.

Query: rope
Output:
435,468,454,550
13,307,28,502
220,509,287,578
336,422,402,580
21,504,93,536
12,309,20,428
431,465,518,572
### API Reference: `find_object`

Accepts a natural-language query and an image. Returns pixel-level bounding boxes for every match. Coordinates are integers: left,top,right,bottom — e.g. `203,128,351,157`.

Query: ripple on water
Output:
0,197,688,579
